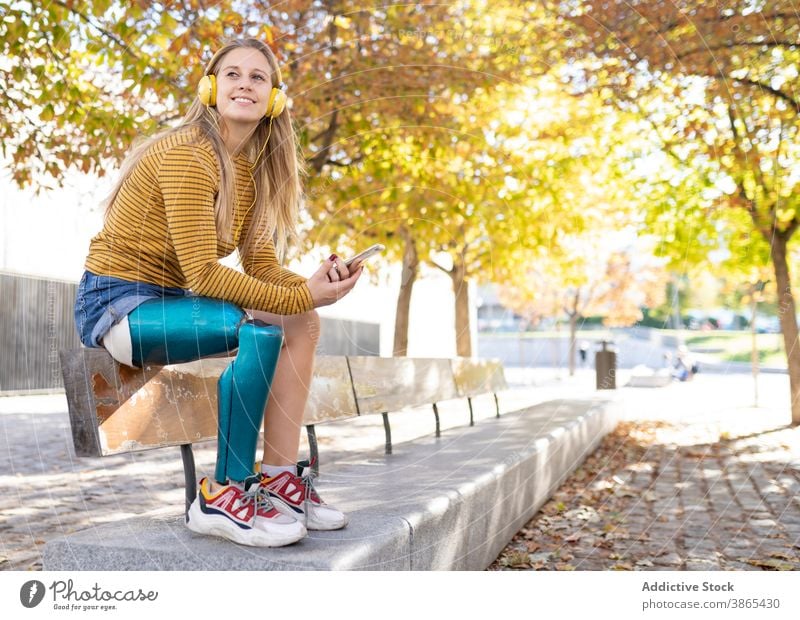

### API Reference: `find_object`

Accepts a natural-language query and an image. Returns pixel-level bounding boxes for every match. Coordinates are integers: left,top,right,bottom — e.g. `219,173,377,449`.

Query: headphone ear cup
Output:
198,75,217,107
266,87,287,118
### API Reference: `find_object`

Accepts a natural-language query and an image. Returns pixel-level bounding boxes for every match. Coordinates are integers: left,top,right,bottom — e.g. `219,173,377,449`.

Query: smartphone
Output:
343,243,385,268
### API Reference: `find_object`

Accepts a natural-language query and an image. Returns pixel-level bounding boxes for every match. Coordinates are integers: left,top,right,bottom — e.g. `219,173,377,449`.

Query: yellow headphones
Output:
198,70,287,118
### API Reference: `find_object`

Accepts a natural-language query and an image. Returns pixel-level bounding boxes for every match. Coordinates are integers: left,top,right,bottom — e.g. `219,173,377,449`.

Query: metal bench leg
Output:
433,402,441,438
180,444,197,521
468,397,474,426
306,424,319,476
382,412,392,455
494,393,500,417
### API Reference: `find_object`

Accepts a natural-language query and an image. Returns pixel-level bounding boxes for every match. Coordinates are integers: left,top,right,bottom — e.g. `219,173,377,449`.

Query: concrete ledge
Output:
43,397,619,571
627,374,672,387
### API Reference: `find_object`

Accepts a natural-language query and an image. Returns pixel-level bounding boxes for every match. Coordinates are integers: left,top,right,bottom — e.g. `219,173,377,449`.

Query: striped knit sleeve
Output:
159,145,314,314
240,236,308,288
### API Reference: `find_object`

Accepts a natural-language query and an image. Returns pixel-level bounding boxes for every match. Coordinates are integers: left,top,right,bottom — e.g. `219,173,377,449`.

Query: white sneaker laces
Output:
246,479,278,515
301,470,320,528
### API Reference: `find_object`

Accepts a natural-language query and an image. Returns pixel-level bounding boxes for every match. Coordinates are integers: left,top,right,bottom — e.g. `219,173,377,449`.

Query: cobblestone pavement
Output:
2,369,798,571
492,373,800,571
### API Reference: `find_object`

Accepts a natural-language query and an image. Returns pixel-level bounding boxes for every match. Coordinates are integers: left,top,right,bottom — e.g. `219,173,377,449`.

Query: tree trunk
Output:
451,258,472,357
568,312,578,377
392,228,418,357
671,275,682,329
567,290,580,376
769,233,800,425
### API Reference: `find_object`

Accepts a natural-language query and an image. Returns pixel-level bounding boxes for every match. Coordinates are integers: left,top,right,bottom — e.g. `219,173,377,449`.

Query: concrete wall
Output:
318,317,379,356
477,330,675,370
0,272,80,392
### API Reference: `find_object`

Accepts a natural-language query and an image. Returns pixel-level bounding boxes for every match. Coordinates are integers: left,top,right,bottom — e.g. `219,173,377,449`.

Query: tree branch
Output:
656,11,800,36
51,0,183,90
676,40,798,61
306,109,340,173
323,154,363,167
728,76,800,115
428,259,452,275
727,104,771,239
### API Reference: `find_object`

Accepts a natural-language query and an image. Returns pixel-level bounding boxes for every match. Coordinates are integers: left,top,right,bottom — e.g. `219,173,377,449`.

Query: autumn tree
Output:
499,234,667,375
1,1,547,185
556,0,800,423
1,0,556,357
298,5,573,357
304,71,646,357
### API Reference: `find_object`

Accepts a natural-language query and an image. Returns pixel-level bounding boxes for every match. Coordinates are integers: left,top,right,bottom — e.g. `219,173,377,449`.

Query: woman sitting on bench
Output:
74,38,362,547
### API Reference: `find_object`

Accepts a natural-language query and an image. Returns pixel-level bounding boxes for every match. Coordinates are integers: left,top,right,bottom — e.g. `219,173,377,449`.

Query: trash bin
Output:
595,341,616,390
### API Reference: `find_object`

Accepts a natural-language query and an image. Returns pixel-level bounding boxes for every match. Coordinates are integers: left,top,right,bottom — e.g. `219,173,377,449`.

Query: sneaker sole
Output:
186,501,306,547
268,495,349,531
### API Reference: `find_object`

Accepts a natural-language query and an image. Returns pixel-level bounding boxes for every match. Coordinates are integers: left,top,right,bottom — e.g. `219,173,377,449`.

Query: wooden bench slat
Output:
347,356,459,415
60,349,105,457
97,358,226,454
301,356,359,424
450,358,508,397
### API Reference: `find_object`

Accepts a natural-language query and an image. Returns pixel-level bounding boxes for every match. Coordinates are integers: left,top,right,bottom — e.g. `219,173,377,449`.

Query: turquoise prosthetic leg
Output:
215,319,283,484
126,297,283,484
128,297,245,366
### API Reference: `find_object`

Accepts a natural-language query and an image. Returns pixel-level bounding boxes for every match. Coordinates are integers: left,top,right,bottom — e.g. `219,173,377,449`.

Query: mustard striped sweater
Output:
85,126,313,315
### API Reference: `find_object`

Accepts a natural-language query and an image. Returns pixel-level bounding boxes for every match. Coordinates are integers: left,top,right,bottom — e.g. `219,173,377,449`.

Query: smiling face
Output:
214,47,275,129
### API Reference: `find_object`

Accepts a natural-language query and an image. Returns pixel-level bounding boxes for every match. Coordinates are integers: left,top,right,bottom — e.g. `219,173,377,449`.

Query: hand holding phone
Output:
343,243,385,269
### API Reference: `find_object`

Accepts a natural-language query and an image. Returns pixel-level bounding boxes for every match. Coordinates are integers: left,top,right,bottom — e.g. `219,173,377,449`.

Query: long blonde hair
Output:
103,38,305,260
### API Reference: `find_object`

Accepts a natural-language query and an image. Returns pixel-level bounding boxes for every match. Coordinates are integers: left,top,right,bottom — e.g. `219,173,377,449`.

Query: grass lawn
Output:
681,331,786,366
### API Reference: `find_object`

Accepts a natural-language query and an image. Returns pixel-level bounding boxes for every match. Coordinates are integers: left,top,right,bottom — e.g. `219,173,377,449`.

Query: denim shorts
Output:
74,271,190,348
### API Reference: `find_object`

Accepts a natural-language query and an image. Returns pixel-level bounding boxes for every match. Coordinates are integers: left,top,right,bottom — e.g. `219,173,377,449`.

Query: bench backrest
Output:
60,349,507,457
348,357,459,415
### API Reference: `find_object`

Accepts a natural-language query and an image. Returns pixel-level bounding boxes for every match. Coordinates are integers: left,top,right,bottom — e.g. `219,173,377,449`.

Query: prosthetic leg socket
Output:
127,297,244,366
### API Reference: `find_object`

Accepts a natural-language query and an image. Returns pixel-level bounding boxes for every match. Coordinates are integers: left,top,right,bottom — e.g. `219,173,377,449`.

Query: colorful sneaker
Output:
257,460,349,531
186,476,306,547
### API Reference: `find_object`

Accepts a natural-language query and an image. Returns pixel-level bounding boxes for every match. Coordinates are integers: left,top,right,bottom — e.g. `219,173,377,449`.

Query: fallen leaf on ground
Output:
743,558,795,571
503,550,530,568
611,563,633,571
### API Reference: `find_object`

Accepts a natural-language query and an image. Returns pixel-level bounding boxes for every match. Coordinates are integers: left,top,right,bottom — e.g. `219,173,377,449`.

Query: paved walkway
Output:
492,371,800,571
2,368,798,571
